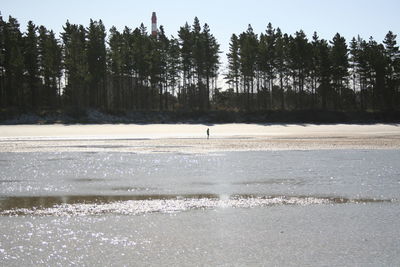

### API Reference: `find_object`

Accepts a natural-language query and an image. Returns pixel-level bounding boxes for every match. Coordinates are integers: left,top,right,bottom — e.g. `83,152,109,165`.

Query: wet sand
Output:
0,123,399,152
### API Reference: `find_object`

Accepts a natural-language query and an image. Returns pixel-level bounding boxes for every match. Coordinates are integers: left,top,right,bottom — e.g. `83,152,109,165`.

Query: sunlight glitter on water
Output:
0,195,394,216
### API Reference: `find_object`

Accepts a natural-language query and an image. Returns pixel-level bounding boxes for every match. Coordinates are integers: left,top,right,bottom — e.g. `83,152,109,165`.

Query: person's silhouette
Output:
206,128,210,139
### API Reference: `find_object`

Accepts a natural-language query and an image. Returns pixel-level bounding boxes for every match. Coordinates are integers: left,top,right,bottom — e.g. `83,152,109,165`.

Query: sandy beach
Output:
1,123,399,153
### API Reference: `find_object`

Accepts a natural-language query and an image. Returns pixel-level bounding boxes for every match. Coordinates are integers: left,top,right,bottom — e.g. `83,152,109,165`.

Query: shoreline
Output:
1,123,399,153
2,109,400,126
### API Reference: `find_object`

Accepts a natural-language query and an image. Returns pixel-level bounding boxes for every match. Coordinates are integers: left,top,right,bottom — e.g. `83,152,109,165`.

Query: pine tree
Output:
178,22,193,109
38,26,62,107
87,19,107,108
310,32,320,108
239,25,258,110
121,26,134,110
202,23,219,110
257,32,268,108
349,37,359,95
366,38,387,110
4,16,24,108
48,30,62,106
288,30,311,108
0,14,5,107
316,39,331,109
275,28,287,110
23,21,39,109
166,36,180,110
226,34,240,98
107,26,123,110
383,31,400,108
160,26,170,109
135,24,152,109
264,23,276,109
191,17,205,110
148,25,165,110
330,33,349,109
61,21,88,107
383,31,399,76
355,36,370,110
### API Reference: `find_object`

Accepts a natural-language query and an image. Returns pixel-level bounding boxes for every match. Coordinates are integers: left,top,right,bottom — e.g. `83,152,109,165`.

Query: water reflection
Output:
72,178,106,183
0,194,220,210
232,179,305,186
0,194,395,216
111,186,157,192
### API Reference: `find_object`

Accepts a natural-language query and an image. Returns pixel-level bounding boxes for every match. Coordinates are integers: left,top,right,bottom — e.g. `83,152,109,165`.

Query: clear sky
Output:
2,0,400,71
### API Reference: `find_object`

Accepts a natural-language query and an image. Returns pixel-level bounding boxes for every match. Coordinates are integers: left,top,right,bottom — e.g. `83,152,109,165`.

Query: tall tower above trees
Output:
151,12,157,37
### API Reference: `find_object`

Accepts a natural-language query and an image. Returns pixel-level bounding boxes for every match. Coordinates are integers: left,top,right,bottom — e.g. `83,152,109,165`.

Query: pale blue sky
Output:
2,0,399,70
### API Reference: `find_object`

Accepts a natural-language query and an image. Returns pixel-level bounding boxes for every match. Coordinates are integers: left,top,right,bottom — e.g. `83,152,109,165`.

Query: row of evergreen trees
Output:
0,17,62,110
225,23,400,111
0,15,220,112
0,14,399,113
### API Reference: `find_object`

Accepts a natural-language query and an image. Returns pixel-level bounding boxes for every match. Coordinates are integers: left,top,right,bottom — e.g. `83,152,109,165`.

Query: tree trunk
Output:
280,73,284,110
270,76,274,110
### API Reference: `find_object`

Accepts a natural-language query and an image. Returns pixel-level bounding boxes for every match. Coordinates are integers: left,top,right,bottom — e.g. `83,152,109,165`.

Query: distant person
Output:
207,128,210,139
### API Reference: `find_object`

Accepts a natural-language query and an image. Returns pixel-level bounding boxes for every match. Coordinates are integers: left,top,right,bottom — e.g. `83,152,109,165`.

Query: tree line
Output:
224,23,400,111
0,15,220,112
0,14,399,114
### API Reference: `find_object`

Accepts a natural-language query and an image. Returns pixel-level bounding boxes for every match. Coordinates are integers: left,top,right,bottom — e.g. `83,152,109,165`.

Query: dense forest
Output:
224,23,400,112
0,15,219,113
0,14,399,119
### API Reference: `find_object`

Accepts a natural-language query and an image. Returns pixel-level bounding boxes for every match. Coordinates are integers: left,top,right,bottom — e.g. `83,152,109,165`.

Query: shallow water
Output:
1,204,400,266
1,150,400,265
1,150,400,199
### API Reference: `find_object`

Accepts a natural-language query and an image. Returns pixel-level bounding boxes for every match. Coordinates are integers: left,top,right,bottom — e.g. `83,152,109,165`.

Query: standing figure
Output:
207,128,210,139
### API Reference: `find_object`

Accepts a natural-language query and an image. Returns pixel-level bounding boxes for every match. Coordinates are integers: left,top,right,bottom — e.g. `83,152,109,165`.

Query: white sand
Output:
0,123,399,153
